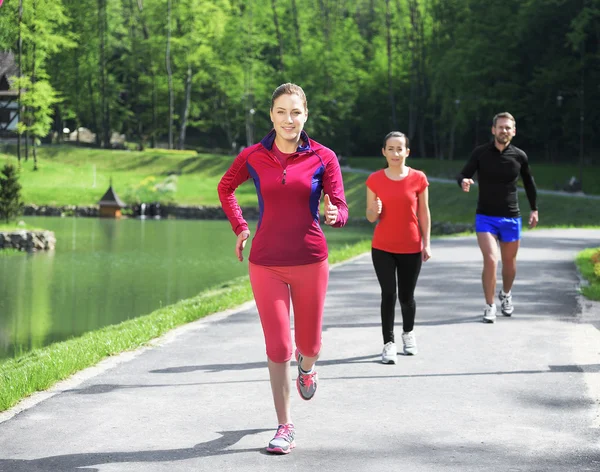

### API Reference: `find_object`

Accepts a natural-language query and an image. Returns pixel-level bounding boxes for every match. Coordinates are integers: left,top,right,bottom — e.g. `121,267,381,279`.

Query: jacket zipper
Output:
282,169,286,185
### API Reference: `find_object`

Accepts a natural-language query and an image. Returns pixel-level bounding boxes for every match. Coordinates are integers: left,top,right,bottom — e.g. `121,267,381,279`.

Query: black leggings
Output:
371,248,422,344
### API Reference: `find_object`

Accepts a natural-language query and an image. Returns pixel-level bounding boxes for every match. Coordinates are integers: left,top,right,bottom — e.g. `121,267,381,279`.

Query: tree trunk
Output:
385,0,397,130
17,0,23,164
448,118,457,161
32,0,38,170
271,0,285,73
87,76,100,146
407,0,420,141
98,0,110,148
432,116,439,159
290,0,302,56
166,0,174,149
244,2,254,147
74,48,80,144
178,64,192,150
135,0,156,148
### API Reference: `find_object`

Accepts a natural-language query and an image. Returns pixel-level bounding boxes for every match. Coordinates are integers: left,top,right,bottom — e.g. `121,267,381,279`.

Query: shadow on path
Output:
65,362,600,396
0,428,270,472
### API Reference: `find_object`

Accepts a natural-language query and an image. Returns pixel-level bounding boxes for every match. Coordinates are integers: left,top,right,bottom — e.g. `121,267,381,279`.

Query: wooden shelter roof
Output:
98,186,126,208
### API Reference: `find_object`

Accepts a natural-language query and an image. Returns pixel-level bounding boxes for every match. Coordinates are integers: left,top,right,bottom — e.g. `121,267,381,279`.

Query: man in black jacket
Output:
457,112,539,323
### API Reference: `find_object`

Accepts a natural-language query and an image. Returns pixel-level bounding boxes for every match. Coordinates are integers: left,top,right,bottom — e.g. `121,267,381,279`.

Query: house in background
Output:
98,185,127,219
0,52,19,136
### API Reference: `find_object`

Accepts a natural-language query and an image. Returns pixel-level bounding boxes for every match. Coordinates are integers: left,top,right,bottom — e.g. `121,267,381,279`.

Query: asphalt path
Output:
0,228,599,472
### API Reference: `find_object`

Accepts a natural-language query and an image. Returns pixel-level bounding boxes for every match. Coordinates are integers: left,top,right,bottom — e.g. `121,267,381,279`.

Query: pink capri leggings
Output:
248,259,329,363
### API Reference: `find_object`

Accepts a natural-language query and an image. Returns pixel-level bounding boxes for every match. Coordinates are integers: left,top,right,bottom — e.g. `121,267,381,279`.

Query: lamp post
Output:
556,91,584,192
447,98,461,160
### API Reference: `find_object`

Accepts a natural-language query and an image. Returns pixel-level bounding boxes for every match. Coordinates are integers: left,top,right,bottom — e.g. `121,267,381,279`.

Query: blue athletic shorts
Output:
475,214,522,242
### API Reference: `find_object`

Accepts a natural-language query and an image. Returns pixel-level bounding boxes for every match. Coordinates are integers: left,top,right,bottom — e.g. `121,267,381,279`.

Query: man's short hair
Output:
493,112,516,127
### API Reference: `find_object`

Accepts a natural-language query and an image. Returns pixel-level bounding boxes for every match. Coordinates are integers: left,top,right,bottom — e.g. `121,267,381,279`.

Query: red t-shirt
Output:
366,168,429,254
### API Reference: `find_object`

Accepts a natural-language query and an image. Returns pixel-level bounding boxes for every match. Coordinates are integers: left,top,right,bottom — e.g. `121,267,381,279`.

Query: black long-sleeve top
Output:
456,142,538,217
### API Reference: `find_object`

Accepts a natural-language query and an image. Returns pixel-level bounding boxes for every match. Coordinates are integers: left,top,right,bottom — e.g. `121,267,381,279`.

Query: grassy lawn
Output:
0,223,44,231
346,156,600,196
3,145,600,227
575,248,600,301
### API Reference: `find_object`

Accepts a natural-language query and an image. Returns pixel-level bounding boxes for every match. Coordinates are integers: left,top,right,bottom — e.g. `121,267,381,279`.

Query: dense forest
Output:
0,0,598,163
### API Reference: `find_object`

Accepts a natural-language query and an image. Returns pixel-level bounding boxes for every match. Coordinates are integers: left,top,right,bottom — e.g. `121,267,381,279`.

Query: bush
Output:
0,163,24,224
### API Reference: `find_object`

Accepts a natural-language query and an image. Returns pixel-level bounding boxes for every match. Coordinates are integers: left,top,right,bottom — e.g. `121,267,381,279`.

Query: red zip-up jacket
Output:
218,130,348,266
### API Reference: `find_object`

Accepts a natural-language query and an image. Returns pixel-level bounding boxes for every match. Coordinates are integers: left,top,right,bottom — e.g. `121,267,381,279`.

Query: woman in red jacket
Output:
218,83,348,454
366,131,431,364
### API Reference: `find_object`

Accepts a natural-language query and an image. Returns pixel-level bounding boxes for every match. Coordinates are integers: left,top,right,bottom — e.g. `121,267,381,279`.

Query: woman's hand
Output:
323,194,338,225
370,197,382,216
422,244,432,262
236,230,251,262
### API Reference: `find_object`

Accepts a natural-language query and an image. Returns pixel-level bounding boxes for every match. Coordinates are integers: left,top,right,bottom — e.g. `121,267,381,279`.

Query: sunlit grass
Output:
3,148,600,225
0,248,24,257
346,156,600,196
0,223,43,231
575,247,600,301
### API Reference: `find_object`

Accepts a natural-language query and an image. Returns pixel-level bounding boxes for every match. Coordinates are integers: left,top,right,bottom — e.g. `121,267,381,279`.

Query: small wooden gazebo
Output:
98,185,126,218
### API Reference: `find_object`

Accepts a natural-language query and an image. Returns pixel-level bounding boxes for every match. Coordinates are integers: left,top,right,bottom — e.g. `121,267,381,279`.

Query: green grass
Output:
345,174,600,228
0,248,24,257
575,248,600,301
0,223,44,231
4,146,600,212
346,156,600,196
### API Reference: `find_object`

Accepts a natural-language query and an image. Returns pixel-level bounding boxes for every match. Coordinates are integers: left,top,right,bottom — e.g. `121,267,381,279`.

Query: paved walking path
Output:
0,228,599,472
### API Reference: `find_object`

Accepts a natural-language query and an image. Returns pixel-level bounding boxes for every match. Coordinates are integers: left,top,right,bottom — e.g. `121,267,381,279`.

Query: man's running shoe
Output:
295,349,318,401
482,304,497,323
381,341,397,364
499,290,514,316
401,331,418,355
266,423,296,454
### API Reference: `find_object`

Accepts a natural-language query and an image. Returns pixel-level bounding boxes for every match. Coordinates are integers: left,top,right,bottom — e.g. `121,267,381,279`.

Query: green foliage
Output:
0,163,24,224
15,77,61,142
1,0,599,162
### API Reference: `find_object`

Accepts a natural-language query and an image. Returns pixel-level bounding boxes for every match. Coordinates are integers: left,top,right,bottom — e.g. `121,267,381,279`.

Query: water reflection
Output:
0,217,372,360
0,217,250,359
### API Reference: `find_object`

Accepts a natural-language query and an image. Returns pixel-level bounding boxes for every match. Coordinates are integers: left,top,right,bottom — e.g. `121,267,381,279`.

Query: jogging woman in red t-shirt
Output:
365,131,431,364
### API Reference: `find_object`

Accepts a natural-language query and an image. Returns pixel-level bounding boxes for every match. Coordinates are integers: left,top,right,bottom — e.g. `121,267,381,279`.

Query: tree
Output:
0,163,24,224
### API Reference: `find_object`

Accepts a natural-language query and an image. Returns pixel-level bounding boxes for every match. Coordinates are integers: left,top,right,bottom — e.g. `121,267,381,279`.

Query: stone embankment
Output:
0,230,56,251
22,204,261,220
23,205,99,217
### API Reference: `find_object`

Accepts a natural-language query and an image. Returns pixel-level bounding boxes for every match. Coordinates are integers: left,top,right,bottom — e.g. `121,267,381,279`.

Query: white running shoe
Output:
401,331,418,355
499,290,514,316
381,342,397,364
482,304,497,323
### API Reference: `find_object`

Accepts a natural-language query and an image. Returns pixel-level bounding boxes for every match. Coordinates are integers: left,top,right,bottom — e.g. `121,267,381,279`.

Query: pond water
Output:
0,217,372,359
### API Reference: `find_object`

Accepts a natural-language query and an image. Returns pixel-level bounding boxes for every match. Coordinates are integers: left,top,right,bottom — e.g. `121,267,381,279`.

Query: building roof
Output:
0,52,17,89
98,186,126,207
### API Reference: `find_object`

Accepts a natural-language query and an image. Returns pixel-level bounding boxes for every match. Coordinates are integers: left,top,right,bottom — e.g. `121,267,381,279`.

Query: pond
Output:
0,217,372,359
